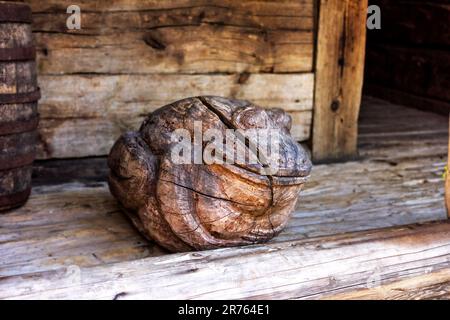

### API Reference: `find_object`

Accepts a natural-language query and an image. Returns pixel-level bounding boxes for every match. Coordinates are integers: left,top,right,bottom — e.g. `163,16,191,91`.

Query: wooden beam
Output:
1,221,449,299
312,0,368,162
321,268,450,300
34,29,313,75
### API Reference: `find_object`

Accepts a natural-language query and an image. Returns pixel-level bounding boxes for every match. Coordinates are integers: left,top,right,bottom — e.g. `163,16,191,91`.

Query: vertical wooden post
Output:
312,0,368,162
446,117,450,218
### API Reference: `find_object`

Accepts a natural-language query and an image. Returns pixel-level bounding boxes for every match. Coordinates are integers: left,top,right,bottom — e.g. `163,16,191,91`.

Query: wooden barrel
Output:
0,1,40,211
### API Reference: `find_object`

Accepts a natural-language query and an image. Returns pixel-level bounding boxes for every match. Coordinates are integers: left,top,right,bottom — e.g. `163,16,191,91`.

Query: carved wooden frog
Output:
108,96,312,252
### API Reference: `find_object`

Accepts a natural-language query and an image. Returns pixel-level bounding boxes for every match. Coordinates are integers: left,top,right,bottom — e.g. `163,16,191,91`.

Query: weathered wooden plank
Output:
35,29,313,75
5,152,446,276
37,74,314,118
1,221,449,299
282,140,447,239
0,97,447,298
2,103,445,278
36,73,314,159
27,0,314,74
26,0,314,15
0,182,166,277
37,112,312,159
358,96,448,160
320,268,450,300
312,0,368,161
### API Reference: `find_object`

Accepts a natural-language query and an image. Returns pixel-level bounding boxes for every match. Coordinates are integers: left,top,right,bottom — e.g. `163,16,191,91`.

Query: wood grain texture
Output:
358,96,448,161
321,268,450,300
312,0,368,162
108,96,312,251
1,221,449,299
36,73,314,159
27,0,314,74
26,0,313,13
0,182,167,277
0,97,447,299
34,28,313,75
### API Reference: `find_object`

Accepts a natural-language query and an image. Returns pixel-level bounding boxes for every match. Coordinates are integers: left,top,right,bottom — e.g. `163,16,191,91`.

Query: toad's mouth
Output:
206,133,312,182
209,161,311,190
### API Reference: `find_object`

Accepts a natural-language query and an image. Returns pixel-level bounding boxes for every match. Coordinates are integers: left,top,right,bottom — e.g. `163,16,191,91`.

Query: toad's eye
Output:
267,108,292,132
232,107,270,129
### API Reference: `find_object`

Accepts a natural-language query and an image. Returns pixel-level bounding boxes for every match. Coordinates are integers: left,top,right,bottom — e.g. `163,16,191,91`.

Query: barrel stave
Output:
0,1,39,212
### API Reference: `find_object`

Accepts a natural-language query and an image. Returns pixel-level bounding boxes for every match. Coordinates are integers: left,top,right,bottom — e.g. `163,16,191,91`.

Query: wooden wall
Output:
16,0,316,159
364,0,450,115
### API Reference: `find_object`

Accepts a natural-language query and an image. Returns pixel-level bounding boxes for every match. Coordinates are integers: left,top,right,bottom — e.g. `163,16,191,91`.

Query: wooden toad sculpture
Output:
108,96,312,252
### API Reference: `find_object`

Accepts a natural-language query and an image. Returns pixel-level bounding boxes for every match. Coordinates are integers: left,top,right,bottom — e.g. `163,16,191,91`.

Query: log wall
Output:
364,0,450,115
12,0,316,159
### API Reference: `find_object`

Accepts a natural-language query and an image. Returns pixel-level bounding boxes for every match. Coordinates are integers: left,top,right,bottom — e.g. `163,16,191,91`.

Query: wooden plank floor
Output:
0,96,448,299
